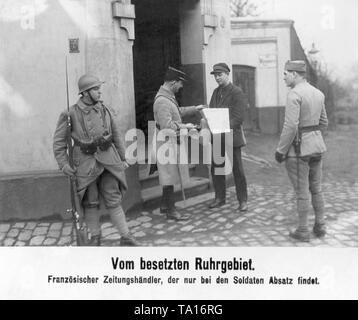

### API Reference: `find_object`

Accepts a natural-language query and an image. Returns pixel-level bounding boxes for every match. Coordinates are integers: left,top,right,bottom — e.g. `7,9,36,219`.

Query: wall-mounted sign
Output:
69,38,79,53
259,54,277,68
220,16,226,28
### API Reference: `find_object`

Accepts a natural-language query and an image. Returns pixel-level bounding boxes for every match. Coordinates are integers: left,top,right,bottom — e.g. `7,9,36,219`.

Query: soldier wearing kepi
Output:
153,66,205,221
53,74,138,246
275,60,328,242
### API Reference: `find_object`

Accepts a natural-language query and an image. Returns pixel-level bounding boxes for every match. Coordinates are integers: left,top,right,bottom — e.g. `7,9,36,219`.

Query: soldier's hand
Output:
195,104,207,111
124,161,130,169
275,151,285,163
62,164,76,176
185,123,196,130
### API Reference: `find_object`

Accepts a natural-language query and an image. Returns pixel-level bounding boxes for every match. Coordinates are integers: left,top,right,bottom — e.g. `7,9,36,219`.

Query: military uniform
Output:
53,99,127,203
153,85,196,186
276,61,328,241
153,67,199,220
53,74,137,246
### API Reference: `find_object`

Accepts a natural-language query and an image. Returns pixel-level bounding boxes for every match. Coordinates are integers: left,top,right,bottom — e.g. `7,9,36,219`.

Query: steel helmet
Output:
78,74,104,94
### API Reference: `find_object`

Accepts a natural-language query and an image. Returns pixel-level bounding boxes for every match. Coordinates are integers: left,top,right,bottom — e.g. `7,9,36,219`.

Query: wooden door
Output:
233,65,258,131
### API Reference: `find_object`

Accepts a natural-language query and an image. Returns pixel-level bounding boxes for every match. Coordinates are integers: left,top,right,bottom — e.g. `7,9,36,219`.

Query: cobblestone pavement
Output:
1,179,358,247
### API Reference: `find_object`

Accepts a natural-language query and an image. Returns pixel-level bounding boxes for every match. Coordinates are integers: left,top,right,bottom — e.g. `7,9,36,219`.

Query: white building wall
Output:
203,0,233,103
0,1,87,173
0,0,136,174
231,19,293,109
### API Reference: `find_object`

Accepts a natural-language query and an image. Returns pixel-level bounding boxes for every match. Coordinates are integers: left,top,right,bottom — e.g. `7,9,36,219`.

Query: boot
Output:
120,233,139,246
166,209,189,221
160,186,174,214
208,198,225,209
87,234,101,246
289,228,310,242
313,223,327,238
238,201,248,212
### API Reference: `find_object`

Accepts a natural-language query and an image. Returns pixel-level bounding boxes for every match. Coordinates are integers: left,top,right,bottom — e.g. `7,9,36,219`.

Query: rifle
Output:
65,56,88,246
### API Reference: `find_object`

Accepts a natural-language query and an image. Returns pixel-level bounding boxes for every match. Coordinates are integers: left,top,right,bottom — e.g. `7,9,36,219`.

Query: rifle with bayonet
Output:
65,56,88,246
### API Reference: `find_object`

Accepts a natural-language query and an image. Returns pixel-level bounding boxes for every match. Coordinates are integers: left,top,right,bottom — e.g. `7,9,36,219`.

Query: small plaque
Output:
69,38,79,53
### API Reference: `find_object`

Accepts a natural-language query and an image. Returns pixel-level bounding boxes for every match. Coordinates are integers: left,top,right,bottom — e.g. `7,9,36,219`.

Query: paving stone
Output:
102,227,117,237
105,233,121,240
29,236,45,246
0,224,11,233
43,238,57,246
154,239,168,245
3,238,15,246
127,220,141,228
137,216,152,223
38,223,50,227
33,227,48,236
13,223,26,228
25,222,37,230
233,217,246,224
18,230,32,242
7,229,20,238
58,236,72,246
101,222,112,229
192,228,208,233
49,223,63,231
180,225,195,232
47,230,61,238
15,241,26,246
153,223,166,230
62,226,73,236
133,231,146,237
142,223,152,228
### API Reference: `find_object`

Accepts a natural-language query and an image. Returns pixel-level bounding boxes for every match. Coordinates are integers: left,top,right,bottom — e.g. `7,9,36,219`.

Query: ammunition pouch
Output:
293,125,321,156
74,134,113,155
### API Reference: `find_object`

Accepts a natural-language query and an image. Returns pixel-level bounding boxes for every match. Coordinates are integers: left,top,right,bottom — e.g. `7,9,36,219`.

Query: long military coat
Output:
153,86,197,186
277,81,328,157
53,99,128,199
209,82,247,148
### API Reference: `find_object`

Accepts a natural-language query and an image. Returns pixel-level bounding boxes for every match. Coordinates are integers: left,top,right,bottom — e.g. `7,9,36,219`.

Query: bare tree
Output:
231,0,259,17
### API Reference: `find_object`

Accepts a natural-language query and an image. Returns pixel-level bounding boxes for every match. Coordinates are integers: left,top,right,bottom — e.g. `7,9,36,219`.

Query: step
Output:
139,164,198,189
141,176,211,210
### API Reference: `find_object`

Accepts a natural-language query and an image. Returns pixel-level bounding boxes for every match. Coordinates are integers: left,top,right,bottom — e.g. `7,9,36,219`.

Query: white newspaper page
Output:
202,108,230,134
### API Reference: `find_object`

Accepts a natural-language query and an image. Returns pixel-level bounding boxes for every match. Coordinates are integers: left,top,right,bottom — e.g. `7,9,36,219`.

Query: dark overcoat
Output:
209,82,247,148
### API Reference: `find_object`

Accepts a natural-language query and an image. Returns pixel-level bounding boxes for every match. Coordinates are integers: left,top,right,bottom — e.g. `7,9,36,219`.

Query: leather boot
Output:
87,234,101,246
166,209,189,221
313,223,327,238
289,228,310,242
160,186,173,214
120,234,139,246
208,198,225,209
238,201,248,212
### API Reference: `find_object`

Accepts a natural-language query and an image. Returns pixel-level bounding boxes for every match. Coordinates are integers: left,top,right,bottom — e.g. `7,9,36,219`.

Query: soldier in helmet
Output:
53,74,138,246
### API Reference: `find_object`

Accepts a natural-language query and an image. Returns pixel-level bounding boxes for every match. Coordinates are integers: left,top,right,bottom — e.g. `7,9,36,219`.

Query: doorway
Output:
233,65,258,131
132,0,181,137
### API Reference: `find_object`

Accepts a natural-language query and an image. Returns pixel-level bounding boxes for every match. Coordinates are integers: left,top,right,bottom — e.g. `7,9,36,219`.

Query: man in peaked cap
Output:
153,66,205,221
207,62,248,212
275,60,329,242
53,74,139,246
